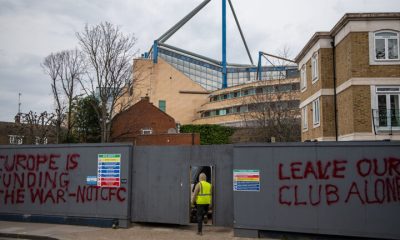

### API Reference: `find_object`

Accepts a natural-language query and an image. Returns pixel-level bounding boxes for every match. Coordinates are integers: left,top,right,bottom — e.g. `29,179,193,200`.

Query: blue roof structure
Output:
145,0,298,91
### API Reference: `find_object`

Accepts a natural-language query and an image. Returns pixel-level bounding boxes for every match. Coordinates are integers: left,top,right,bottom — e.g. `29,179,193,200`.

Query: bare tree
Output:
58,49,85,141
76,22,138,142
42,49,85,143
13,111,56,144
241,47,301,142
42,53,65,143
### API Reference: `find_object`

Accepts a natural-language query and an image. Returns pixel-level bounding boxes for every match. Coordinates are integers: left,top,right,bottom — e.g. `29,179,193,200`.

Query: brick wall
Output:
129,58,209,124
335,35,353,86
352,85,372,133
135,133,200,146
335,32,400,87
300,58,321,102
337,85,372,136
337,87,354,136
301,96,334,141
322,95,336,137
319,48,334,89
351,32,400,79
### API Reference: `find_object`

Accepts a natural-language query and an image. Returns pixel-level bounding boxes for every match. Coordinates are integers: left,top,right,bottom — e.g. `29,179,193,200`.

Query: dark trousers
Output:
196,204,209,233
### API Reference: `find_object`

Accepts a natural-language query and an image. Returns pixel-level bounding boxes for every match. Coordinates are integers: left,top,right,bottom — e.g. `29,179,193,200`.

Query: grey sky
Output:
0,0,399,121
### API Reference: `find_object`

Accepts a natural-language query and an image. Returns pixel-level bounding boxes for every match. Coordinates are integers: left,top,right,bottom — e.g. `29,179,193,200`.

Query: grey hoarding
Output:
233,142,400,239
0,143,132,227
131,145,233,227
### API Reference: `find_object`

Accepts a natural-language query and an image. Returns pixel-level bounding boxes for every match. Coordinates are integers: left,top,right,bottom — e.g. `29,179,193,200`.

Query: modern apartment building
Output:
295,12,400,141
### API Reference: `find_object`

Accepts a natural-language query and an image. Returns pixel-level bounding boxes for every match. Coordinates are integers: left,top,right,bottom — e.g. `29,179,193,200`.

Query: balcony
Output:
372,109,400,134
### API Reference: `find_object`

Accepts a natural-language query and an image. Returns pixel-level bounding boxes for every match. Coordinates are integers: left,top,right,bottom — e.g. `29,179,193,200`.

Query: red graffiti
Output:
75,186,126,203
278,157,400,207
0,153,126,205
279,160,348,180
279,184,340,206
0,154,60,172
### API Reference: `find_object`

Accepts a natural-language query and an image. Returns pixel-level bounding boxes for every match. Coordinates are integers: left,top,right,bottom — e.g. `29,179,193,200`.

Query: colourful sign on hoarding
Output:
97,154,121,187
233,169,260,191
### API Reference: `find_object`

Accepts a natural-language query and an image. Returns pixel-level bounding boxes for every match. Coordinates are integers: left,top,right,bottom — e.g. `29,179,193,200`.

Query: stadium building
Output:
118,0,300,129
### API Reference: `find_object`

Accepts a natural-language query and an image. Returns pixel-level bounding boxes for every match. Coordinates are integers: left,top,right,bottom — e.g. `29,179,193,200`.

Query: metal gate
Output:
131,146,189,224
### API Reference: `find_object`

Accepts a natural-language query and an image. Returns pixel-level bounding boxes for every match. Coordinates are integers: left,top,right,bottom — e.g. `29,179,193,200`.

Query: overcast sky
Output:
0,0,398,122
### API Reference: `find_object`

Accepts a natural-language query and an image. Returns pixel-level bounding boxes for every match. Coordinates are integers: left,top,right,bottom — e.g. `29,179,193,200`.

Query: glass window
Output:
249,72,256,81
8,135,23,145
300,64,307,90
311,52,318,82
141,128,153,135
159,100,166,112
302,106,308,130
375,31,399,60
312,98,320,126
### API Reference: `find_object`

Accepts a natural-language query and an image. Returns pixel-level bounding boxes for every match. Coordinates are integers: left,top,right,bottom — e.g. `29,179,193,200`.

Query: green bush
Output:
180,124,234,145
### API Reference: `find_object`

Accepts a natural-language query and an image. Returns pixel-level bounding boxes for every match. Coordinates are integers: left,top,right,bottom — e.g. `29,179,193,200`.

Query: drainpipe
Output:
331,39,338,142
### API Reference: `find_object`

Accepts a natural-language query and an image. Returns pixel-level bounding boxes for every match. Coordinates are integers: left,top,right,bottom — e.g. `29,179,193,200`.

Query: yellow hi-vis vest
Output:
196,181,211,205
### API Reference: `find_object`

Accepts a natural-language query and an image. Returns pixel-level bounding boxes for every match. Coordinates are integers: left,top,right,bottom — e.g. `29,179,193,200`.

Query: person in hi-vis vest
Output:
191,172,212,235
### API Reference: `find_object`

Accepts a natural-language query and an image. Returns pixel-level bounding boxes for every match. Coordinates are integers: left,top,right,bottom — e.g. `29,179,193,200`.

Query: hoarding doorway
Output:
190,165,214,225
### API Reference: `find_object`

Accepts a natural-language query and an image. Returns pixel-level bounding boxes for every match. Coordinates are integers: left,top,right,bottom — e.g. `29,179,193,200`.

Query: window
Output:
300,64,307,91
312,98,320,126
141,128,153,135
311,52,318,82
375,87,400,129
374,31,399,60
8,135,23,145
159,100,166,112
302,106,308,131
35,136,48,145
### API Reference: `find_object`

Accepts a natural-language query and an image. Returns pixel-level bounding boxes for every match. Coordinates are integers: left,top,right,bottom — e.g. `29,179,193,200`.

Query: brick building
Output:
111,96,200,145
295,12,400,141
0,120,56,145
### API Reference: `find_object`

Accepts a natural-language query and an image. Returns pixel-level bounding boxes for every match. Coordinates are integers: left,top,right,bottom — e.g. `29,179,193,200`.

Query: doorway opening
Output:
189,165,214,225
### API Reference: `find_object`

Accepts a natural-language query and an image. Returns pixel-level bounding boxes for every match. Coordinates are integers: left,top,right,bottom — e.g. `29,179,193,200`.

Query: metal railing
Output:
372,109,400,135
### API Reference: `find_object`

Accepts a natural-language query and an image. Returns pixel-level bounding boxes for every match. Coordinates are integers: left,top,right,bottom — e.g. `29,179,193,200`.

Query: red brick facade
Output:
111,97,200,145
111,97,176,140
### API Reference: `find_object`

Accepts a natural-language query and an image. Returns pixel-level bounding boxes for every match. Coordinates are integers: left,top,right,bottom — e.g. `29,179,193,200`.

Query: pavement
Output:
0,221,262,240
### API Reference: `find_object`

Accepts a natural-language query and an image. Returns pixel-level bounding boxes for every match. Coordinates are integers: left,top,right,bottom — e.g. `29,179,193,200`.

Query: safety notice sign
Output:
233,169,260,191
97,154,121,187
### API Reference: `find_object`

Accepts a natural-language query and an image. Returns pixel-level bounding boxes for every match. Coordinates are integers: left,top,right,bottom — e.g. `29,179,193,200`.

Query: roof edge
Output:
330,12,400,36
295,12,400,63
294,32,331,63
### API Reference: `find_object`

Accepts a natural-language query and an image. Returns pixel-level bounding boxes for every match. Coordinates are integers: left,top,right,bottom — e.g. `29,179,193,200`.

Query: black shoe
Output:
197,232,202,236
203,216,208,224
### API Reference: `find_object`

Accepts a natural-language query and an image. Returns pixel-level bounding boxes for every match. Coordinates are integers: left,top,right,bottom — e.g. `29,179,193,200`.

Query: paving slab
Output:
0,221,264,240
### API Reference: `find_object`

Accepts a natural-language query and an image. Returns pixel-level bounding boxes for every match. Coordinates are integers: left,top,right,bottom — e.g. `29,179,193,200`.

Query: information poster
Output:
233,169,260,191
97,154,121,187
